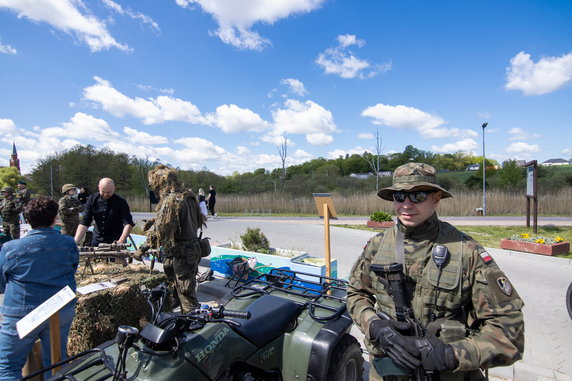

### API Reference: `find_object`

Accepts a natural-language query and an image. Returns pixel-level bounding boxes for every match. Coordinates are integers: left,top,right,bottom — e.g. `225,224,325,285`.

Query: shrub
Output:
240,227,271,253
370,211,393,222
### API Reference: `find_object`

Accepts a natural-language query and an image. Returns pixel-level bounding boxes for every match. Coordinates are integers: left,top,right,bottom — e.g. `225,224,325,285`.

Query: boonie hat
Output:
377,163,453,201
62,184,76,194
1,186,15,194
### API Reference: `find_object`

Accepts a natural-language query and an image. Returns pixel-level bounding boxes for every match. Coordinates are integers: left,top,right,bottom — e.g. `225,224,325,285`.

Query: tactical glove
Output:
369,319,421,370
414,336,458,371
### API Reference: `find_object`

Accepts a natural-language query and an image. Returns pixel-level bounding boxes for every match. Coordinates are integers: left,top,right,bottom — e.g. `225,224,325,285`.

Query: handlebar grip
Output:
223,310,251,320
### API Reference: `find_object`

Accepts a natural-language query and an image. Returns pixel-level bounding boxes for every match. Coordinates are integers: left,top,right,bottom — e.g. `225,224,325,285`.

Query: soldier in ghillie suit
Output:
347,163,524,381
0,187,23,239
138,164,206,313
58,184,84,236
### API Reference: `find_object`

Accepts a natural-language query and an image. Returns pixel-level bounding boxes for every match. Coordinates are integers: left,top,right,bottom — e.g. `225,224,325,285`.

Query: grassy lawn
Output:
335,224,572,259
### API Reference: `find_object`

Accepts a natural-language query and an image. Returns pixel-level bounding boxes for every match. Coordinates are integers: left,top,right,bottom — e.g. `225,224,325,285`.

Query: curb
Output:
486,247,572,265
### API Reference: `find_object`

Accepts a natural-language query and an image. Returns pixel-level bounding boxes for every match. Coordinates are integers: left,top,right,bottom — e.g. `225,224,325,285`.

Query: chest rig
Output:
370,221,468,330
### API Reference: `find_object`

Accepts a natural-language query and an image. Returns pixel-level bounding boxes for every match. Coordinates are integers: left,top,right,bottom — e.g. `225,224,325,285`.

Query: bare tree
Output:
277,136,288,191
365,128,385,190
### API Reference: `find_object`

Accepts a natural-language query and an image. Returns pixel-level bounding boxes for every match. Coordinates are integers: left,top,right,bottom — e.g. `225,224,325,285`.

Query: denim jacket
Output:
0,228,79,317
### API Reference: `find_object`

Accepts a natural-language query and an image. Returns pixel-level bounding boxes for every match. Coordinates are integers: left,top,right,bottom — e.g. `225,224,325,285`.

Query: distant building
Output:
465,164,480,171
378,171,393,177
9,142,20,172
349,173,372,179
541,158,569,166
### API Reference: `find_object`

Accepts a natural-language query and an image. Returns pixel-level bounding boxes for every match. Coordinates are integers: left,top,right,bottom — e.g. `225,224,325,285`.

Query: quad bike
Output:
29,269,363,381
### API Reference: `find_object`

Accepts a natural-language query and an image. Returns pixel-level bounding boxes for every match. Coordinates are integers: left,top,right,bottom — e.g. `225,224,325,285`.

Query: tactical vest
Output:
370,222,470,338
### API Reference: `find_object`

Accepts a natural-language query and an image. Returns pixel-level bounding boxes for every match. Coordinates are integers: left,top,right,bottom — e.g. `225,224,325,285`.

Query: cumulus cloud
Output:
505,51,572,95
508,127,540,141
205,104,270,133
362,103,476,139
123,127,168,145
0,118,17,135
505,141,540,154
101,0,160,33
260,135,295,146
0,38,16,54
431,139,478,153
357,132,374,139
271,99,337,145
327,146,368,159
175,0,325,50
281,78,308,96
0,0,129,52
83,76,204,125
42,112,119,141
316,34,391,79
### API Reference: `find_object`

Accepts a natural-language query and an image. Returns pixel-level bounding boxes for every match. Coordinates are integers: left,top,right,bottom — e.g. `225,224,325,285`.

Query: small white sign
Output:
76,282,116,295
16,286,76,339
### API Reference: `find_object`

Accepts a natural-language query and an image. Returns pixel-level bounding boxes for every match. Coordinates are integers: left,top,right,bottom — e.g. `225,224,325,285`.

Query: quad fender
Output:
306,311,354,381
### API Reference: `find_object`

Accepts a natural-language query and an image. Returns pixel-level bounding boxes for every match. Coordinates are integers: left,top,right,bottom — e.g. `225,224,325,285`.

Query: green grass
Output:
335,224,572,258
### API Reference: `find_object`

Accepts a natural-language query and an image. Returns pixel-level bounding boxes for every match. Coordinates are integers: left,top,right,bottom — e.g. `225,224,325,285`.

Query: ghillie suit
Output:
141,165,206,313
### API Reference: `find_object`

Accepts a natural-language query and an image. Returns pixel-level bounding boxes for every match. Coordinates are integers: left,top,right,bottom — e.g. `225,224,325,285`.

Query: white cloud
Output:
101,0,160,33
83,76,204,125
292,149,313,161
327,146,368,159
260,134,295,146
505,141,540,154
281,78,308,96
173,137,227,161
42,112,119,141
562,148,572,157
505,51,572,95
362,103,476,140
0,0,129,52
357,132,374,139
431,139,478,152
271,99,337,145
316,34,391,79
508,127,540,141
175,0,325,50
123,127,168,145
0,38,16,54
0,118,17,135
205,104,270,133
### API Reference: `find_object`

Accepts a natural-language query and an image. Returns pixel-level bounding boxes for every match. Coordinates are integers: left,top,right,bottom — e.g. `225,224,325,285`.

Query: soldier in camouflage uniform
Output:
139,165,206,313
16,181,31,208
347,163,524,381
58,184,84,236
0,187,23,239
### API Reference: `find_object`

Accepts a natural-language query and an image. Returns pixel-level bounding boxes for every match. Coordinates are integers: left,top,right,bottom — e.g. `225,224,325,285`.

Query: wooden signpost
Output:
312,193,337,278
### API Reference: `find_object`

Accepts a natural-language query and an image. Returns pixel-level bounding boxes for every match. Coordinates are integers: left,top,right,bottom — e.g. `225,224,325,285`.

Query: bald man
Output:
74,178,134,246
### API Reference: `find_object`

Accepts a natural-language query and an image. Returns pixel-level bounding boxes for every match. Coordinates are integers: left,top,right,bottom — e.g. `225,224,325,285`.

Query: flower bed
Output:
366,220,395,228
500,234,570,256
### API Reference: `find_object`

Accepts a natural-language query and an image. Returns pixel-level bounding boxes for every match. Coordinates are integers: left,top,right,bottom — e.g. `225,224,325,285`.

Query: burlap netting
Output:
67,263,168,355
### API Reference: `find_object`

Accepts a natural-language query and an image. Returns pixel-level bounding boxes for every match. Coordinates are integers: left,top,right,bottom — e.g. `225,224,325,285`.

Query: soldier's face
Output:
393,190,442,228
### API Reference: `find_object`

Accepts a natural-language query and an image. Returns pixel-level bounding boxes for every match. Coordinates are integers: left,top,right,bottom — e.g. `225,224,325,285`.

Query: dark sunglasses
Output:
393,191,434,203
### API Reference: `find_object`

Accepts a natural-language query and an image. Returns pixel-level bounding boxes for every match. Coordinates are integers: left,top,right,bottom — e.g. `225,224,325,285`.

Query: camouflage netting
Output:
68,263,168,355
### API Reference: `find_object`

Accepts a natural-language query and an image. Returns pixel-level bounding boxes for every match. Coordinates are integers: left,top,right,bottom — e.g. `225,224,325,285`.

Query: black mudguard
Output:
306,311,354,381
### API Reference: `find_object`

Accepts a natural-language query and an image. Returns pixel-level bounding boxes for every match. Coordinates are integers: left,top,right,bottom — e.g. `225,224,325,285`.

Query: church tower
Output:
9,142,20,172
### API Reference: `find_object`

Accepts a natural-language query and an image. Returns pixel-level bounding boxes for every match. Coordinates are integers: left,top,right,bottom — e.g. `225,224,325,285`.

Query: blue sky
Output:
1,0,571,175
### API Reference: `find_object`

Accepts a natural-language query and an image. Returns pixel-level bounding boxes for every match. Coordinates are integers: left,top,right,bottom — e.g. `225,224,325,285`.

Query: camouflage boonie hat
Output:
377,163,453,201
62,184,76,194
1,186,15,194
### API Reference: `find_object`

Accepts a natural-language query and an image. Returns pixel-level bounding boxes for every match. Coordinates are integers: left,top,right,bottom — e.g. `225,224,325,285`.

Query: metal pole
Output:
482,123,488,216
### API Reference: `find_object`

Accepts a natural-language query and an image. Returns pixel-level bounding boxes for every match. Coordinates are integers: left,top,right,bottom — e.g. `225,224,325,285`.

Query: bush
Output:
240,227,271,253
370,211,393,222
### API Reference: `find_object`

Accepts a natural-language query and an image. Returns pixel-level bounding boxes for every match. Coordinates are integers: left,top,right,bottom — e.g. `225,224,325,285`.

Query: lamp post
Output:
482,123,488,216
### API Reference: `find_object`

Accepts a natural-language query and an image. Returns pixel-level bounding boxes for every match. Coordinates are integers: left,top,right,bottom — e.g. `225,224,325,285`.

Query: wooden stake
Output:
323,203,331,278
48,312,62,375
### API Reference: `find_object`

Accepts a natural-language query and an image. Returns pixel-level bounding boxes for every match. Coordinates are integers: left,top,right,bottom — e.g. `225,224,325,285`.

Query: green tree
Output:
499,160,524,190
0,167,21,189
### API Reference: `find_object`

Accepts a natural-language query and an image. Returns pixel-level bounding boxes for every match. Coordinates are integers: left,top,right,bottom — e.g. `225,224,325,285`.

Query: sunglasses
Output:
393,191,434,203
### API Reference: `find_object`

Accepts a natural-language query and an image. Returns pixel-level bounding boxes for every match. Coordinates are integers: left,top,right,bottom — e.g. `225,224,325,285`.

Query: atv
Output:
29,269,364,381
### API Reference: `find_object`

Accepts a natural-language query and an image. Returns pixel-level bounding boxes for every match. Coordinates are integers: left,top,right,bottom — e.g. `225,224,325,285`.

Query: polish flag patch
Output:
479,251,493,264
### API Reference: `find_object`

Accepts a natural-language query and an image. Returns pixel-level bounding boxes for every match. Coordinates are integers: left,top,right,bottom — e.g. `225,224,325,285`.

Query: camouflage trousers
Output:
163,244,202,314
2,222,20,240
60,222,79,237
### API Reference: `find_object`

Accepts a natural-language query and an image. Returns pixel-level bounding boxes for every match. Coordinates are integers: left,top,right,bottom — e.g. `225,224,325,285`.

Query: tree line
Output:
1,144,571,198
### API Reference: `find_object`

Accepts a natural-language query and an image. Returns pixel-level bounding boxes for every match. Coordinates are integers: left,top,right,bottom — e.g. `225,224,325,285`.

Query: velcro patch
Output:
479,251,493,264
485,270,519,303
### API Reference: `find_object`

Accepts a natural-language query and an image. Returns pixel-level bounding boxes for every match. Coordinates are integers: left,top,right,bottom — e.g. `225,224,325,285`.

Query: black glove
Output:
369,319,421,370
414,336,459,371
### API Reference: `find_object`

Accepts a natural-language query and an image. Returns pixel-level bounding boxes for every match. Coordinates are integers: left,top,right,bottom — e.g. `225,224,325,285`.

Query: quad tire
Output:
326,334,364,381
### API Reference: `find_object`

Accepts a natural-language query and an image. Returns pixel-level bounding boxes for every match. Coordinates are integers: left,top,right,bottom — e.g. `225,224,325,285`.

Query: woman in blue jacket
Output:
0,196,79,381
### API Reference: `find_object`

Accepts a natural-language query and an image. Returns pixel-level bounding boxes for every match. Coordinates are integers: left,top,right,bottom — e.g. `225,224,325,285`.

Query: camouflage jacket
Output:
17,188,31,206
58,195,84,224
347,213,524,376
0,197,23,222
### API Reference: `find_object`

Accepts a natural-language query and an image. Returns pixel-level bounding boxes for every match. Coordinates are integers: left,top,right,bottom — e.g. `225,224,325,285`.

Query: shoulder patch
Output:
479,251,493,264
485,270,520,303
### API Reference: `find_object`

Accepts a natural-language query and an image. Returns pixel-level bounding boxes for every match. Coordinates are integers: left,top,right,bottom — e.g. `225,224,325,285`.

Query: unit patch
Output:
479,251,493,264
496,276,512,296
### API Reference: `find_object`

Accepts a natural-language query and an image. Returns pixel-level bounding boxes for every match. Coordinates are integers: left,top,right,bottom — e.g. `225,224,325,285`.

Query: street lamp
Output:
482,123,488,216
